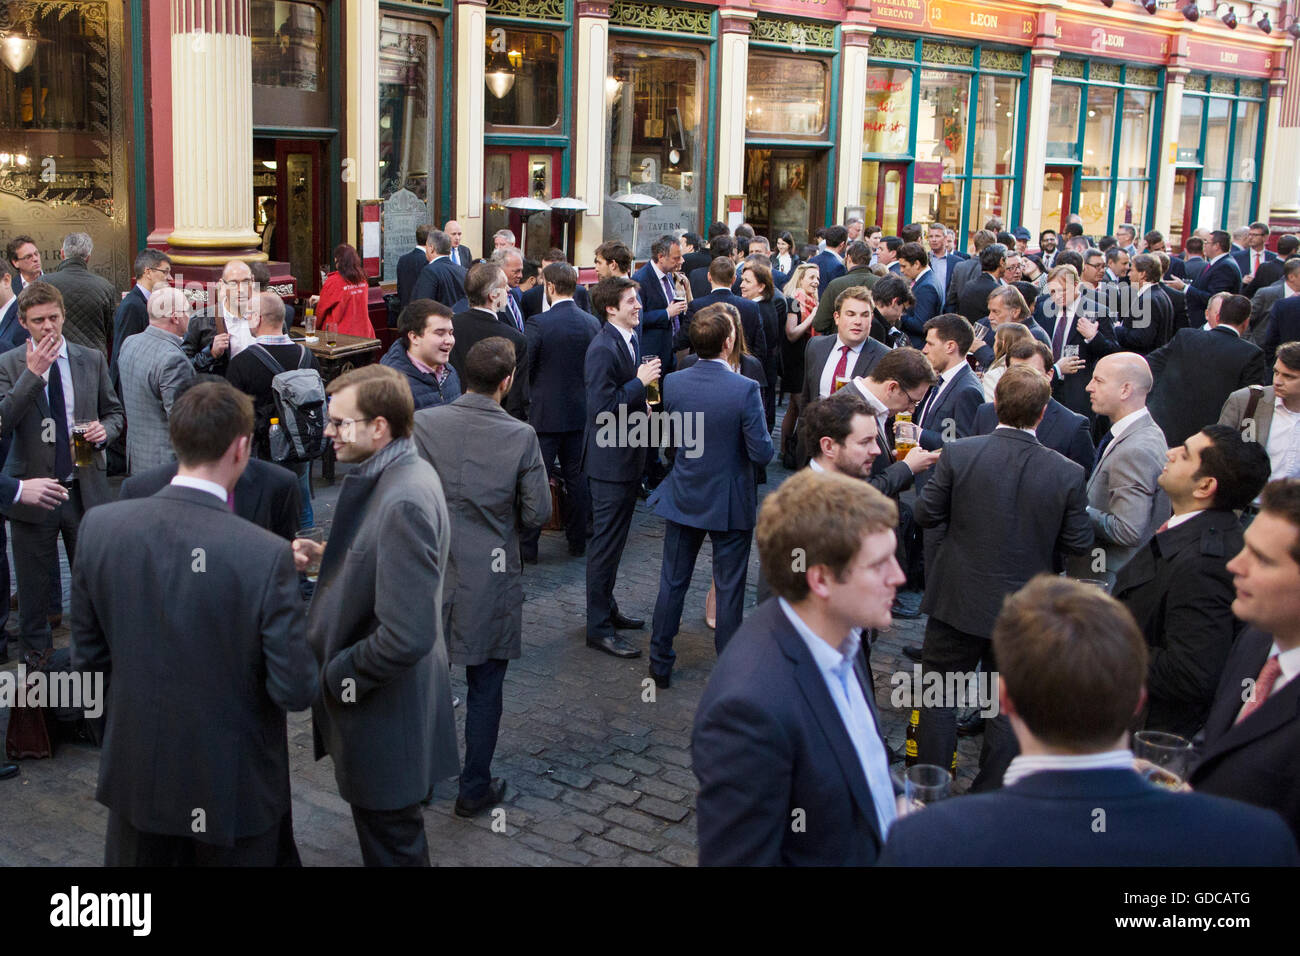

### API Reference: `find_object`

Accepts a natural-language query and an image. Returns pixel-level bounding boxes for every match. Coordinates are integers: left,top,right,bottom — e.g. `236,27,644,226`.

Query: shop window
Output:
252,0,324,90
484,27,561,129
379,17,437,202
746,54,827,138
1046,82,1082,161
863,66,912,156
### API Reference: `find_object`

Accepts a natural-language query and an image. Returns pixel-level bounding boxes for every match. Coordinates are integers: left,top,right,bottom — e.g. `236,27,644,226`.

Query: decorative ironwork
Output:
608,1,712,35
980,49,1024,73
1240,79,1264,99
1127,67,1160,88
1184,74,1208,92
921,41,974,67
1053,57,1085,78
751,15,834,50
1091,62,1121,83
487,0,566,21
869,34,914,61
1210,76,1236,95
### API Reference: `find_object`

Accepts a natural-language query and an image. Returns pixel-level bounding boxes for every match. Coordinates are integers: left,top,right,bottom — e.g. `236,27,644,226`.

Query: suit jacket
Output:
807,250,847,297
43,257,116,356
1113,509,1244,738
307,444,460,810
582,322,649,482
880,767,1297,866
1218,383,1275,446
453,245,473,269
811,266,878,336
1163,256,1187,281
1191,626,1300,841
956,273,1002,325
395,247,429,309
524,298,600,433
916,362,984,454
914,428,1092,636
1034,292,1120,420
1233,247,1277,283
1264,294,1300,367
1161,281,1189,333
687,265,712,300
900,269,943,347
109,285,149,386
1243,253,1287,299
1185,254,1243,327
676,288,766,362
70,485,318,846
681,250,711,276
449,307,529,421
943,256,984,313
1066,412,1171,582
0,341,124,524
413,394,550,666
117,325,195,474
1147,327,1270,447
119,457,301,541
1182,255,1207,284
970,317,1052,369
632,262,683,371
971,398,1095,476
412,256,467,310
1247,278,1287,345
926,253,962,302
1113,283,1173,355
692,597,890,865
520,282,592,320
647,359,773,531
799,335,890,411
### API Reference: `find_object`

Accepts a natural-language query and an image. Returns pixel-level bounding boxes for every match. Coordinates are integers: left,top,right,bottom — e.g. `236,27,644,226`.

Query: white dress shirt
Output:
170,474,229,503
819,337,866,398
39,336,76,445
614,323,637,366
917,361,964,427
1266,397,1300,480
1266,643,1300,698
222,304,255,358
1002,749,1134,787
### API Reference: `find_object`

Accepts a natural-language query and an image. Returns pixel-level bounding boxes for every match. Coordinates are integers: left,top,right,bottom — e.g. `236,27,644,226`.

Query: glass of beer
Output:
1132,731,1194,788
72,421,95,468
903,764,951,814
294,527,326,581
832,375,851,394
324,320,337,347
642,358,661,406
894,414,917,461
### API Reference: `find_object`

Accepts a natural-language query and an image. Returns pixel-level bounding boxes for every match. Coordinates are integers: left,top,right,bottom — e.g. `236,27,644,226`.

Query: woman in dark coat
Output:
740,261,783,433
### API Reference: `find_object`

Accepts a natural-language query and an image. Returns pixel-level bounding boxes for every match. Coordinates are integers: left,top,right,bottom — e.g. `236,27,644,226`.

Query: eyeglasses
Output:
325,416,373,432
15,252,39,262
903,386,930,406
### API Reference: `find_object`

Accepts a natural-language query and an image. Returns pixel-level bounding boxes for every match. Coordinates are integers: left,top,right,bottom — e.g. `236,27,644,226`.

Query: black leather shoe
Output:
0,763,18,781
586,634,642,659
611,611,645,630
957,712,986,737
455,778,506,818
649,666,671,689
901,645,923,663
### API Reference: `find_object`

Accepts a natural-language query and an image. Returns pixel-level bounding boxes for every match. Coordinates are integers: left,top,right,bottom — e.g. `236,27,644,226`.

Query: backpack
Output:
248,343,328,463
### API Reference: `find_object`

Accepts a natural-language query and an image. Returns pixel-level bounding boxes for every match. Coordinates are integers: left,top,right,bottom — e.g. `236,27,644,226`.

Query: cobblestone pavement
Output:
1,430,981,866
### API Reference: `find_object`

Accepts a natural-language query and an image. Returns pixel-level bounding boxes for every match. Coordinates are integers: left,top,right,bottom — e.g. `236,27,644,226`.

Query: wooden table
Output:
289,327,382,479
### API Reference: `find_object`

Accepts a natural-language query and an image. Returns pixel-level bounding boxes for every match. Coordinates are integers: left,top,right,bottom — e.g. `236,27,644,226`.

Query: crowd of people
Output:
1,208,1299,867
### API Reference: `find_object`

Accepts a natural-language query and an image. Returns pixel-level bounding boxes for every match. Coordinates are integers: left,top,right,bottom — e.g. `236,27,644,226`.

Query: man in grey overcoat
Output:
413,336,551,817
294,364,459,866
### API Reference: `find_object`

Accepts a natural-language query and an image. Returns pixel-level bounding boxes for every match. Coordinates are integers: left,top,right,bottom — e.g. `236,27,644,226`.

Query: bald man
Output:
445,220,473,269
182,259,255,376
1066,352,1171,583
118,287,195,474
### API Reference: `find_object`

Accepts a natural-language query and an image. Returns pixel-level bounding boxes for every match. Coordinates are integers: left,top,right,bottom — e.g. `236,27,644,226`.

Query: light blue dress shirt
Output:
779,597,897,836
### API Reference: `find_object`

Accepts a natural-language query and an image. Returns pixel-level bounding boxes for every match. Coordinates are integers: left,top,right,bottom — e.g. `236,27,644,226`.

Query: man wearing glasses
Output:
182,259,258,376
1234,222,1277,291
109,250,172,388
5,236,42,295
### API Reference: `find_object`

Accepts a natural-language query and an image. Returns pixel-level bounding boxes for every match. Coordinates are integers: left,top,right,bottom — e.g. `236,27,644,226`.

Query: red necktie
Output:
1235,656,1282,725
1254,251,1261,274
831,344,851,393
1155,520,1170,534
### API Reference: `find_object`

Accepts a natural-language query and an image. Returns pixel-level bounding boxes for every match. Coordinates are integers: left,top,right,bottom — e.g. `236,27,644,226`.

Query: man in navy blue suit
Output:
881,574,1298,866
582,277,660,659
632,235,689,375
692,469,906,865
675,257,765,361
109,249,171,389
645,306,773,687
395,225,432,310
1264,258,1300,366
0,270,27,355
897,242,943,347
1233,221,1277,286
411,229,466,311
925,223,961,298
915,314,984,462
808,225,849,297
1169,229,1242,327
520,263,601,561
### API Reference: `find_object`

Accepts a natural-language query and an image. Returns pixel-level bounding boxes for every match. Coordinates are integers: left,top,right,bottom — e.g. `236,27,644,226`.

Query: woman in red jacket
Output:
312,243,375,338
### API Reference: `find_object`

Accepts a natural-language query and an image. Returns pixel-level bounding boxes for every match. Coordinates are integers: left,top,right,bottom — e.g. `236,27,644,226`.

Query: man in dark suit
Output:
1264,259,1300,367
71,380,317,865
0,274,23,355
971,340,1095,475
412,229,467,310
645,306,774,687
944,229,995,313
1170,230,1242,327
1147,294,1269,447
1243,234,1295,299
109,249,171,387
970,287,1051,369
692,470,906,865
1233,221,1277,287
680,231,710,276
897,242,943,348
1190,478,1300,842
687,235,734,299
445,220,473,268
296,365,459,866
806,382,938,499
914,368,1093,790
583,277,660,659
1180,234,1208,284
925,223,961,298
674,257,765,360
395,224,432,310
1114,426,1270,738
5,236,42,296
1144,229,1186,280
449,262,529,421
956,243,1007,325
1038,265,1120,422
520,263,600,561
800,286,890,414
1113,253,1173,354
882,575,1299,866
632,235,688,377
808,224,848,296
0,282,123,656
520,248,592,318
915,313,984,460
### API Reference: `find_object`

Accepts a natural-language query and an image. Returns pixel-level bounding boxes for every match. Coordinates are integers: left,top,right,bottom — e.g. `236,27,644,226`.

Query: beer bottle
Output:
904,708,919,767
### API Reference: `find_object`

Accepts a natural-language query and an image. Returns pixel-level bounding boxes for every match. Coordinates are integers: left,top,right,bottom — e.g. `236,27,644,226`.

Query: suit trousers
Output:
0,518,9,657
649,519,753,674
461,657,508,801
586,477,640,638
914,616,995,772
105,810,283,866
521,430,589,554
11,485,84,653
350,803,430,867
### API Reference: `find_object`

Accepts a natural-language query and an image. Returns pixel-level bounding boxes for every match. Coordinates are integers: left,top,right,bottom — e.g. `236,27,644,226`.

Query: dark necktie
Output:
508,294,523,331
631,331,641,366
917,385,938,428
1051,308,1070,360
1096,430,1115,461
47,359,73,480
662,275,680,335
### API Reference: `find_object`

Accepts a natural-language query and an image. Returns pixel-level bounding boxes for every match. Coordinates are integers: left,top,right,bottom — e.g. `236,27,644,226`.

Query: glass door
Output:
1042,166,1074,234
744,148,826,247
483,147,564,259
1171,171,1196,253
862,161,908,237
275,139,326,294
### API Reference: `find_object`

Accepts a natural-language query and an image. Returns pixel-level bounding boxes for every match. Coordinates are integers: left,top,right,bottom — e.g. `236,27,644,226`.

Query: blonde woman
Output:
779,263,819,466
982,322,1035,402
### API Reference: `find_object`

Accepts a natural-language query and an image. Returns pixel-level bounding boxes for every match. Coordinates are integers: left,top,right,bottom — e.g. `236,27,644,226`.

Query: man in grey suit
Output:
71,381,317,865
943,229,996,313
412,338,550,818
1219,342,1300,482
117,286,194,474
294,364,458,866
0,282,123,655
1066,352,1171,583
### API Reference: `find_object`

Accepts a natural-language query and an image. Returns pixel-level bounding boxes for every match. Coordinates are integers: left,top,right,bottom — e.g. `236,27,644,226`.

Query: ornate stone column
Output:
716,6,756,220
345,0,381,241
1268,53,1299,234
454,0,488,260
1152,57,1188,238
1019,12,1059,242
573,0,611,265
833,25,872,223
